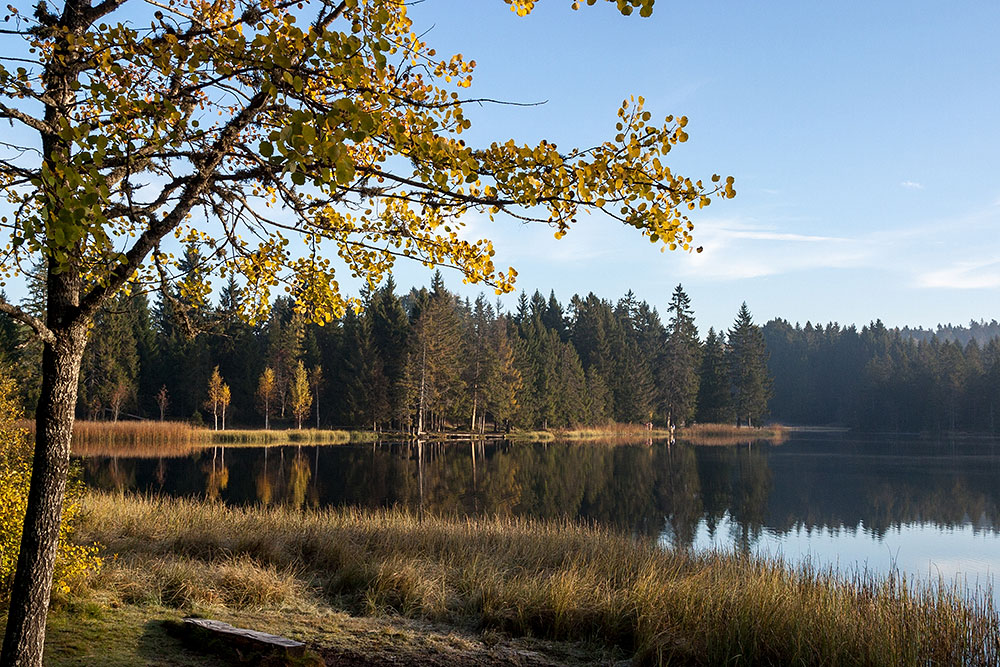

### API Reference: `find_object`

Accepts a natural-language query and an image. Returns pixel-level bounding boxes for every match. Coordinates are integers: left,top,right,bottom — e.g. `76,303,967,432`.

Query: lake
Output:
79,430,1000,603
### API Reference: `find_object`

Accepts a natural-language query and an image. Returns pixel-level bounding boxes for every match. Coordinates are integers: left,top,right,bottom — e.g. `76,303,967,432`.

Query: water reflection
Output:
80,432,1000,570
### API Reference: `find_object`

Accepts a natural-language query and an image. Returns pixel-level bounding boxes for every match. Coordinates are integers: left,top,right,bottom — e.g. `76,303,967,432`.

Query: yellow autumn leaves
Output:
0,374,101,600
0,0,730,329
509,0,654,18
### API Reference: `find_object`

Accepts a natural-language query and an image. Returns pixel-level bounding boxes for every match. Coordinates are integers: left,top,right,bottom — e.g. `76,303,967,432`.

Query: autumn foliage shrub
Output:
0,373,101,601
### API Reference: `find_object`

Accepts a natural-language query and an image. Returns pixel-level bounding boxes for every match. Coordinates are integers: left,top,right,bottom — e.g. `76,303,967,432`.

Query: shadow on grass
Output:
137,619,232,667
41,605,230,667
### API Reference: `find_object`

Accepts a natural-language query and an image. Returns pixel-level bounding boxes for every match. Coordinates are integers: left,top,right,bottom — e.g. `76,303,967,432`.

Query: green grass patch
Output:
42,605,230,667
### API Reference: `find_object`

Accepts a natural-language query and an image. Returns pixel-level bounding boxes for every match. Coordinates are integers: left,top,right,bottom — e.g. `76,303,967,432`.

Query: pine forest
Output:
3,248,998,434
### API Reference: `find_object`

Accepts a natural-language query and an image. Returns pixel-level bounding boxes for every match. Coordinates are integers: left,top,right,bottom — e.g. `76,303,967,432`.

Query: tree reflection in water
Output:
81,433,1000,550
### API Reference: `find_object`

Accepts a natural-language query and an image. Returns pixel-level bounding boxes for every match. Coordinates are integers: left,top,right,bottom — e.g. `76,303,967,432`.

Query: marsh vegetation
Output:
51,492,1000,666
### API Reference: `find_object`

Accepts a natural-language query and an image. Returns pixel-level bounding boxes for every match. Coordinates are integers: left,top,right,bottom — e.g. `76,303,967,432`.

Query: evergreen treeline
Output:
900,320,1000,347
764,319,1000,432
9,251,999,434
0,257,771,431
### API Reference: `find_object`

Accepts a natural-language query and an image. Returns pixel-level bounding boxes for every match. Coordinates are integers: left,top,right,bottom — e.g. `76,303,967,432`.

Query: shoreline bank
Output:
34,491,999,666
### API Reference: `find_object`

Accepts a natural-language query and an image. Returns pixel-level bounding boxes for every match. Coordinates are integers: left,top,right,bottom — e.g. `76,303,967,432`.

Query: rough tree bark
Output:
1,272,87,667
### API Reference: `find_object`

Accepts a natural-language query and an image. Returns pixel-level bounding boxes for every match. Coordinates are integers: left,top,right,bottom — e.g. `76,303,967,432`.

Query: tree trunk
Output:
417,338,427,435
470,388,477,434
1,327,86,667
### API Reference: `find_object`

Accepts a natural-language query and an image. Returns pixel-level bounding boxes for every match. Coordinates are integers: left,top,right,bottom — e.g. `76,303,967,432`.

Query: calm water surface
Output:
80,431,1000,601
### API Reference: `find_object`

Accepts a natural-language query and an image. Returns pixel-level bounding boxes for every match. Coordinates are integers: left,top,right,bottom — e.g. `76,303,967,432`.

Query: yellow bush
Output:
0,374,101,601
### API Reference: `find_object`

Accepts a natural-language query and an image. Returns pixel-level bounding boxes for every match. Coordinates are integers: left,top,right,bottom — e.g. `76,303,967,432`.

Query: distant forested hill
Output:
898,320,1000,347
763,319,1000,432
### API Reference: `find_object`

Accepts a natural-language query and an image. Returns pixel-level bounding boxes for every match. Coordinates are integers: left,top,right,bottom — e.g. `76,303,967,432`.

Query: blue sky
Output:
383,0,1000,333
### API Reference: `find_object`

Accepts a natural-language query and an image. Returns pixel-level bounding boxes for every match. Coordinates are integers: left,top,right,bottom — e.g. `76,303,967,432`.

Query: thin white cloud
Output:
901,180,924,190
445,200,1000,299
724,230,850,243
674,217,868,281
674,199,1000,292
917,260,1000,290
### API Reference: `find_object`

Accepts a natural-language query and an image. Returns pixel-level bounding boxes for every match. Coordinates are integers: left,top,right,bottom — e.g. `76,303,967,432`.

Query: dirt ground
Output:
40,603,632,666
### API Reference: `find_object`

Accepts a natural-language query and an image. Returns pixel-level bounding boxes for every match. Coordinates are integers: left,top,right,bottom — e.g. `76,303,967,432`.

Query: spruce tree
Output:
697,328,733,423
126,288,158,418
611,292,656,423
660,284,701,427
463,295,493,431
264,298,305,421
78,293,139,420
727,303,772,427
212,276,258,425
341,309,390,429
483,317,522,432
403,280,464,432
369,278,409,425
543,291,567,340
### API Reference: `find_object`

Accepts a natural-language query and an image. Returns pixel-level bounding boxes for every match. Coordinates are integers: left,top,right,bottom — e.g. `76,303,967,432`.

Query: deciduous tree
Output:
289,361,312,429
156,385,169,422
205,367,226,431
0,0,731,662
256,367,277,430
220,383,231,431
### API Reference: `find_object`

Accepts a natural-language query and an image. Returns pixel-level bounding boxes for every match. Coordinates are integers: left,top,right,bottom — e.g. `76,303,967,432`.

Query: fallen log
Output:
166,617,324,666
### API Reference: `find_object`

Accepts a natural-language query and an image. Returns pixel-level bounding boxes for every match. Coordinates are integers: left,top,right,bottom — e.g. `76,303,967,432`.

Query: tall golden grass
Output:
69,421,201,457
81,492,1000,666
511,423,672,442
17,420,379,458
510,423,788,446
678,423,787,446
209,428,369,445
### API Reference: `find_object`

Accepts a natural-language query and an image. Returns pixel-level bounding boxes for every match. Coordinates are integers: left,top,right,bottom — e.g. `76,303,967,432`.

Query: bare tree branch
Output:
0,102,54,134
0,299,55,345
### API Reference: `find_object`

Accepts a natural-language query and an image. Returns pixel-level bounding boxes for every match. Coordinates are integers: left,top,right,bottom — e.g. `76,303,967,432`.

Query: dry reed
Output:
511,423,673,442
16,420,378,458
69,421,201,457
678,423,787,446
81,492,1000,666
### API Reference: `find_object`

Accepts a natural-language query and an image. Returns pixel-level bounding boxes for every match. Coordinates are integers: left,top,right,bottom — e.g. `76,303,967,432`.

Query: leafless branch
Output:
0,298,55,345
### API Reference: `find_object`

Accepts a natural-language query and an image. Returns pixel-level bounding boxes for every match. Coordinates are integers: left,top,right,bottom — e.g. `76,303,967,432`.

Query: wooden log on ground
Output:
167,617,324,666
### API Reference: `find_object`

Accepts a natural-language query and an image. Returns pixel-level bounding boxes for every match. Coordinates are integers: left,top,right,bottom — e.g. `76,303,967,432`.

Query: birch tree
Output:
256,367,276,430
289,360,312,429
0,0,731,662
205,366,225,431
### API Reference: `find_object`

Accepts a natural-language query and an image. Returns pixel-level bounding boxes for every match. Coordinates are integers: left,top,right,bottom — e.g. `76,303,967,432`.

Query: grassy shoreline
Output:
24,420,791,459
678,422,787,446
45,491,1000,666
508,422,787,445
17,421,381,458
